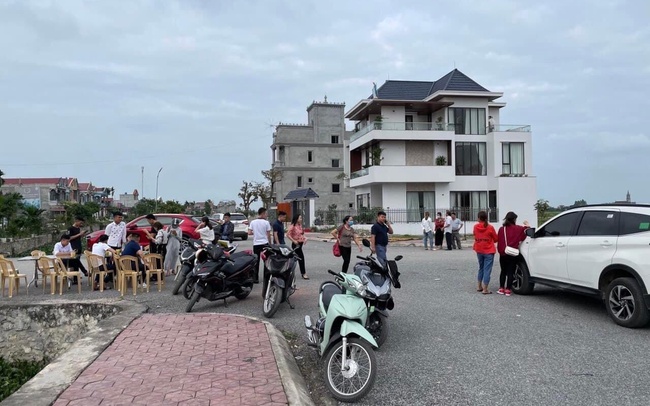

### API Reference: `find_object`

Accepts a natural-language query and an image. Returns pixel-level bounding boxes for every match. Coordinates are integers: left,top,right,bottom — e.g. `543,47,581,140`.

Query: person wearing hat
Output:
105,211,127,249
496,211,530,296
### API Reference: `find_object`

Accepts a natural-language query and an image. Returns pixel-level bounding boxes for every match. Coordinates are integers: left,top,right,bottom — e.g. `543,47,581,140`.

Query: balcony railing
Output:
490,124,531,132
350,121,455,142
350,168,369,179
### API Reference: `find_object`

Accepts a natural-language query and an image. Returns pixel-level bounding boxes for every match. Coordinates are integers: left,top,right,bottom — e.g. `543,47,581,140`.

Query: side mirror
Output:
362,239,371,248
394,255,403,261
525,228,536,238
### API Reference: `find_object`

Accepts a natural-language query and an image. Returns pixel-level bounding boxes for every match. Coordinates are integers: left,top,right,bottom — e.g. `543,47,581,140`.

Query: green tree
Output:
534,199,550,224
572,199,587,208
161,200,184,214
21,205,45,234
261,168,282,206
132,198,184,217
238,181,258,214
253,182,272,209
204,199,213,216
63,202,101,225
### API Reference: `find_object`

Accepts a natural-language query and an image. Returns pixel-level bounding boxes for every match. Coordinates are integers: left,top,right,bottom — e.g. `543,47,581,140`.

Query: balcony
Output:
350,121,455,150
349,165,455,187
490,124,531,133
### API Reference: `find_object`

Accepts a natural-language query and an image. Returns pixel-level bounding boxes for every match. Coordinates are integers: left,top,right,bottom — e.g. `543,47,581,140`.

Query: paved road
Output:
7,238,650,405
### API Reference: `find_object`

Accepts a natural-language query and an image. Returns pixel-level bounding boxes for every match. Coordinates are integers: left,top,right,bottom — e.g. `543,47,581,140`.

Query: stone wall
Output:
0,303,119,362
0,234,57,257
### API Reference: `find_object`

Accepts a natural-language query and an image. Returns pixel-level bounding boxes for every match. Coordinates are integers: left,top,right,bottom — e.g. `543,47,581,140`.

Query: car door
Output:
615,211,650,284
567,210,619,288
526,212,581,282
130,217,152,246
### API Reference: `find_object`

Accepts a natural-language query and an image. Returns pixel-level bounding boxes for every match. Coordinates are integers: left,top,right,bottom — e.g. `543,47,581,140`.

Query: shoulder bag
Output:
504,227,520,256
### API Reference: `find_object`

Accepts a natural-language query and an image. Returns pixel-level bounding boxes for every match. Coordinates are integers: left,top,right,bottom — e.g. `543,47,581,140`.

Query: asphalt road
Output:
7,238,650,405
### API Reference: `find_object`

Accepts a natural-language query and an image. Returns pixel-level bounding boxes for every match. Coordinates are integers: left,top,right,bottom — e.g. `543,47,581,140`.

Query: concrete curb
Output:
1,299,148,406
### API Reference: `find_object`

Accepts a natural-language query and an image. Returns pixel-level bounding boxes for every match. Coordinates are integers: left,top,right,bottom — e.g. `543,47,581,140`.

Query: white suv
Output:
514,204,650,328
211,212,249,240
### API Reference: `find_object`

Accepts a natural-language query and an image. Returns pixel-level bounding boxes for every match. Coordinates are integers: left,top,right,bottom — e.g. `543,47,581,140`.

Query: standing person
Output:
451,212,463,249
273,211,287,245
287,214,309,280
444,210,453,251
434,212,445,250
105,211,127,251
67,216,89,275
248,207,272,286
143,214,159,254
153,221,167,260
195,216,215,245
164,220,182,276
421,212,433,250
370,211,393,265
497,211,530,296
219,213,235,243
488,115,495,132
331,216,363,273
473,211,498,294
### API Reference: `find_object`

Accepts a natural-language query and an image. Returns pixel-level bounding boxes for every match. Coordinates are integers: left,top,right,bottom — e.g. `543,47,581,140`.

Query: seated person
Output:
121,233,148,285
53,234,87,284
91,234,117,290
220,213,235,243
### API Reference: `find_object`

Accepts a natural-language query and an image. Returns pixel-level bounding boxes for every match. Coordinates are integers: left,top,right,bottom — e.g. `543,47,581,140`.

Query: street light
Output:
155,167,163,212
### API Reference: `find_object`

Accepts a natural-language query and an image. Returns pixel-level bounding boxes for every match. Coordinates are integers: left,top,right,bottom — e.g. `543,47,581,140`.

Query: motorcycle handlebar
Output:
356,255,367,260
327,269,339,277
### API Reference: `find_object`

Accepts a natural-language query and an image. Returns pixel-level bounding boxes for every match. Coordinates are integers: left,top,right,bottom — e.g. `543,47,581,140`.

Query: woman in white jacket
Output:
421,211,433,250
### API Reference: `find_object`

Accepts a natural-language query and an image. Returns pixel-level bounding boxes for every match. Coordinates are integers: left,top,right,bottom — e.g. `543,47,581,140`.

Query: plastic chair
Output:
0,259,29,298
53,257,82,295
86,253,114,292
116,256,142,296
143,253,164,292
37,256,58,295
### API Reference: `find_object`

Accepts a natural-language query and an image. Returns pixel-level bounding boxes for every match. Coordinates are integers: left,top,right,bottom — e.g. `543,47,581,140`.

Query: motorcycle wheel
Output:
171,265,190,295
367,312,389,348
182,277,195,300
235,283,253,300
324,337,377,402
185,291,200,313
262,283,282,318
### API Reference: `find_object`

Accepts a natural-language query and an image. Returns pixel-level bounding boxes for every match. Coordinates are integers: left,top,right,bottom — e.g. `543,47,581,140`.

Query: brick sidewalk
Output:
53,314,288,406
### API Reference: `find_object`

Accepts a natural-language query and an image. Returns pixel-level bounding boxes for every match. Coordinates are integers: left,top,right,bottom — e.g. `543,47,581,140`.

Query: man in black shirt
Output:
144,214,158,253
220,213,235,242
67,216,89,276
370,210,393,265
273,211,287,245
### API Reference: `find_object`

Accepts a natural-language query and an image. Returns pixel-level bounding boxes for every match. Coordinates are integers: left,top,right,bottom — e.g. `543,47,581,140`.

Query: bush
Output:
0,358,48,402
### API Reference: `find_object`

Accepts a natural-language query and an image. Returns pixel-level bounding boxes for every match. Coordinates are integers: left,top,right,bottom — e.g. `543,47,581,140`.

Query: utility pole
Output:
155,167,163,212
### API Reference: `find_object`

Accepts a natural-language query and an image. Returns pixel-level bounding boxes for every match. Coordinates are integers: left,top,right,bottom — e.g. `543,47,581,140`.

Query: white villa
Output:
344,69,537,233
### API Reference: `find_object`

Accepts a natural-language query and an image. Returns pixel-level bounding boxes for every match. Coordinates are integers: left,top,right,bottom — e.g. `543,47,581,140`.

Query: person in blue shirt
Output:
272,211,287,245
370,210,393,265
121,233,146,285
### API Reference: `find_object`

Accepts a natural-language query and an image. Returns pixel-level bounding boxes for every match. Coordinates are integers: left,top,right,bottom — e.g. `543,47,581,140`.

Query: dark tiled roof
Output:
284,188,320,201
374,69,489,100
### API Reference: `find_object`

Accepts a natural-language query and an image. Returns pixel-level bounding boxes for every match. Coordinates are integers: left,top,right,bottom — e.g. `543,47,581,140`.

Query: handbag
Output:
504,228,520,256
332,227,343,257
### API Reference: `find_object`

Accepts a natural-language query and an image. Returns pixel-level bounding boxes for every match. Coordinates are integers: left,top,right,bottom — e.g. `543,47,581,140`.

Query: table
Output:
17,255,56,288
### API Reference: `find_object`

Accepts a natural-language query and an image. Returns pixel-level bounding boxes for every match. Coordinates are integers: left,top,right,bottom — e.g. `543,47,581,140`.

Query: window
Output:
307,177,313,184
576,211,619,236
331,135,339,144
307,151,313,162
448,108,486,135
406,192,435,222
619,212,650,235
357,193,370,208
502,142,525,174
538,212,581,237
349,203,354,209
135,218,151,227
456,142,486,176
450,191,488,220
332,184,340,193
331,159,340,168
297,176,303,188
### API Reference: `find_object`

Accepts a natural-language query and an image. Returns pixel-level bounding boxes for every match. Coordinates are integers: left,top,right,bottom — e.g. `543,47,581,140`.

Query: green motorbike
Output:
304,269,378,403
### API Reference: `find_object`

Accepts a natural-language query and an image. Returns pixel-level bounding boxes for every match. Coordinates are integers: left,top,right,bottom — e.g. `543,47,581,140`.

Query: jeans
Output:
499,254,518,289
375,244,387,265
445,232,453,250
291,242,306,275
452,231,462,249
422,231,433,249
476,253,495,285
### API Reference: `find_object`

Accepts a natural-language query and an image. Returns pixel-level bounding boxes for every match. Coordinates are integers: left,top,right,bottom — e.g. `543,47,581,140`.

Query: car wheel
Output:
605,277,650,328
240,234,248,241
512,260,534,295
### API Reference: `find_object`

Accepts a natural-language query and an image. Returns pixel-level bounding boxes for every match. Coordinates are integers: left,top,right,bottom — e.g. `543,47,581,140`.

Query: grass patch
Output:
0,358,48,402
282,330,299,341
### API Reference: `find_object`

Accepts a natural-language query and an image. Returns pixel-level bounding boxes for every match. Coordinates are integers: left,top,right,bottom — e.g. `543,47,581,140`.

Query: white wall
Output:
371,185,383,207
381,105,406,124
380,141,406,165
497,176,538,227
441,97,488,109
382,183,407,209
433,141,448,162
435,183,451,210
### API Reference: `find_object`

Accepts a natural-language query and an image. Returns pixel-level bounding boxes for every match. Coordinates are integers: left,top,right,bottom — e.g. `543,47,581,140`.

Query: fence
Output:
313,207,500,226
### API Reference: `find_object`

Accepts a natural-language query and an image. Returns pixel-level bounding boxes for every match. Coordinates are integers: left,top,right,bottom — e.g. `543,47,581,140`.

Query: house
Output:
1,177,79,214
271,99,355,222
344,69,537,232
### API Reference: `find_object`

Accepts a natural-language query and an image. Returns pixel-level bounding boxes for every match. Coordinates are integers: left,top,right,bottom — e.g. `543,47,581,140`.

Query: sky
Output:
1,0,649,208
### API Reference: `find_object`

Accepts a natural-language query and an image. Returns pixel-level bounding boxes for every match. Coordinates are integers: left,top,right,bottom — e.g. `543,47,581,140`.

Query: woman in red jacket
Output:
473,211,498,294
497,211,530,296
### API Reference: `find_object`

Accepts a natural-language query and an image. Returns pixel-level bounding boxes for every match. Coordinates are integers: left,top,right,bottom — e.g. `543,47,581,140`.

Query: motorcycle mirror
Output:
362,239,371,248
395,255,403,261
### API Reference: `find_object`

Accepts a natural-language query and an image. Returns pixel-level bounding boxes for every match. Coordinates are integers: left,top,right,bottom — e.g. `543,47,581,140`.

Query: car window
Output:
538,212,581,237
157,216,174,226
576,211,619,236
230,214,247,221
134,218,150,227
620,212,650,235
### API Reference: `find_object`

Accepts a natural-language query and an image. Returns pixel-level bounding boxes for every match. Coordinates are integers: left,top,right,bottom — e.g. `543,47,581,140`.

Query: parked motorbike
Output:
304,269,378,403
353,238,403,347
185,244,256,313
261,244,300,318
171,238,204,296
177,240,238,299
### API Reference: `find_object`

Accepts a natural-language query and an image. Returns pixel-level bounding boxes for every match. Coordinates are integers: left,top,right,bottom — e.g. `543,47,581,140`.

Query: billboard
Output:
18,187,41,209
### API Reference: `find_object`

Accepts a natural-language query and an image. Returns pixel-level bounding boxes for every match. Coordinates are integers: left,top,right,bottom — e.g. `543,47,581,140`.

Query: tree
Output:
63,202,102,225
261,168,282,206
534,199,550,224
572,199,587,208
252,182,272,209
238,181,258,214
0,169,4,188
132,198,184,217
204,200,213,216
21,205,46,234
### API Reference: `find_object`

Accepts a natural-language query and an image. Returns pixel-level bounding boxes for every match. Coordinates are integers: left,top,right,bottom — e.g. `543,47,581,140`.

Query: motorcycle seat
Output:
320,282,343,312
221,255,255,275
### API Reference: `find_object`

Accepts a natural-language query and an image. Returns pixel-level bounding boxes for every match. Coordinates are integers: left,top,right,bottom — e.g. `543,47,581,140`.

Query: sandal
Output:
482,291,492,295
476,288,483,292
301,274,310,280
